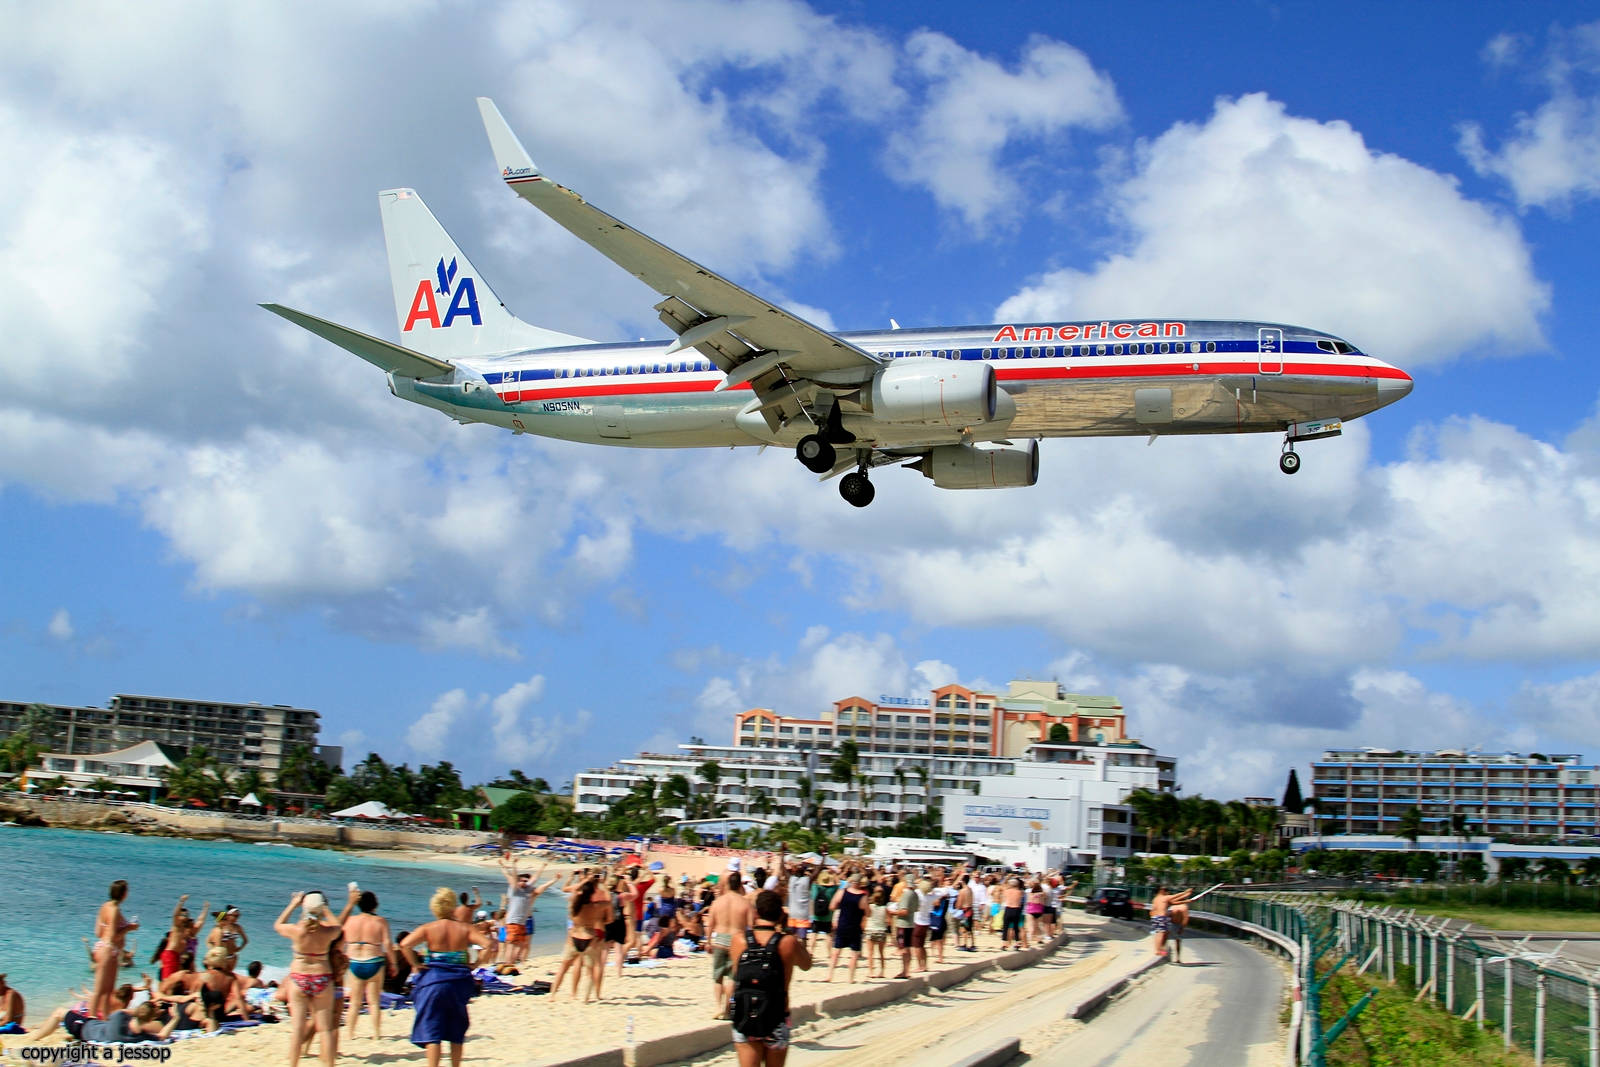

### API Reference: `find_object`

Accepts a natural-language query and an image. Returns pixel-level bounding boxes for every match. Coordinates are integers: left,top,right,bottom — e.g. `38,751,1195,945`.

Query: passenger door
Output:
1258,327,1284,374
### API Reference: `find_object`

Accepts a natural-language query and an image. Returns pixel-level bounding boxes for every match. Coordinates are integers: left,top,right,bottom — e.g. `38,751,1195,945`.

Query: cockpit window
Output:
1317,339,1357,354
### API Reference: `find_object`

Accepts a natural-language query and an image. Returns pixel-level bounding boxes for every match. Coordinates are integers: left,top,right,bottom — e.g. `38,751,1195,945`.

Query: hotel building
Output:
0,693,333,779
574,680,1175,850
1310,748,1600,837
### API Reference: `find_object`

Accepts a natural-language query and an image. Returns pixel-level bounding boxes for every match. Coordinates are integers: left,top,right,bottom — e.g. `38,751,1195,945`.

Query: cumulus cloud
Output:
998,93,1549,366
886,32,1121,231
1460,21,1600,210
406,688,472,754
46,609,73,642
405,675,588,775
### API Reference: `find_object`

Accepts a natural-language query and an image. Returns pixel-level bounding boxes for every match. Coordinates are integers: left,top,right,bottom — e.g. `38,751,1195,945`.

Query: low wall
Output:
0,795,494,852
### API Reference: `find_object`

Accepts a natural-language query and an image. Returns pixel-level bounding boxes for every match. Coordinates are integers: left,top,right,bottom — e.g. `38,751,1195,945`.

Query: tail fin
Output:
378,187,592,357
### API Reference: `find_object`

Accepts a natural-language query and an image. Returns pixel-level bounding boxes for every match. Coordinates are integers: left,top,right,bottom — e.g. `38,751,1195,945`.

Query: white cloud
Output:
886,32,1121,231
406,688,473,754
999,93,1548,367
46,609,74,642
1460,21,1600,210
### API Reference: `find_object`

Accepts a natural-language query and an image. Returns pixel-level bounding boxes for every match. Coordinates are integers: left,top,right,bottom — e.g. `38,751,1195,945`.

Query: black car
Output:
1085,886,1135,919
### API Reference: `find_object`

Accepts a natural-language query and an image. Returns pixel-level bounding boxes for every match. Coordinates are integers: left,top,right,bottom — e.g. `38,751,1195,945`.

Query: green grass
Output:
1375,902,1600,932
1322,971,1535,1066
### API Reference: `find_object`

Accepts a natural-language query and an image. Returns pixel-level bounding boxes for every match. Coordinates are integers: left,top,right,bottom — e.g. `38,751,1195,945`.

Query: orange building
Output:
733,679,1126,758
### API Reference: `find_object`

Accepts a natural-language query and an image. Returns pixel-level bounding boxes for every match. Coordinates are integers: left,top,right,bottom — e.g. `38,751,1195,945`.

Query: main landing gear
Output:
839,469,875,507
796,434,835,473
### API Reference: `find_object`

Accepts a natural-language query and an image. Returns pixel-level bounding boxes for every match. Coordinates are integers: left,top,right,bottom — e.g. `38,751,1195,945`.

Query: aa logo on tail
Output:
403,257,482,331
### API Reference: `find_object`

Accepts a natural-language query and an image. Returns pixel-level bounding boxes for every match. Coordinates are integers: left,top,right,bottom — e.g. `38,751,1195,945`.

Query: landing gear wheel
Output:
796,434,836,474
839,471,875,507
1279,450,1301,475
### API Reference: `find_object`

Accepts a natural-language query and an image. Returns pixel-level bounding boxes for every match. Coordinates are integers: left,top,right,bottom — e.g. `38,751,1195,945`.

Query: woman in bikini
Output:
563,874,613,1003
197,946,246,1030
207,906,247,971
343,890,395,1041
273,890,345,1067
91,879,138,1020
400,886,492,1067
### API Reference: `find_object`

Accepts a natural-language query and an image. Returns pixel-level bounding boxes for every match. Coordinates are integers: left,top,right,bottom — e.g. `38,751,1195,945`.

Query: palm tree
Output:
696,759,722,802
854,768,872,834
1225,800,1254,852
1581,856,1600,885
275,744,330,798
830,742,860,832
663,774,692,817
628,777,661,825
913,765,931,811
1396,806,1425,849
894,767,907,822
1497,856,1530,882
1537,857,1571,884
753,788,774,820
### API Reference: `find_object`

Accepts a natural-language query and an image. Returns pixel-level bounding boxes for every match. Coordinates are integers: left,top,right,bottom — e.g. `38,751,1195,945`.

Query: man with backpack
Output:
726,890,813,1065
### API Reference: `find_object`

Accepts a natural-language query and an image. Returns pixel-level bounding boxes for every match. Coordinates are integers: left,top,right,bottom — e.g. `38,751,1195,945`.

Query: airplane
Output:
263,98,1414,508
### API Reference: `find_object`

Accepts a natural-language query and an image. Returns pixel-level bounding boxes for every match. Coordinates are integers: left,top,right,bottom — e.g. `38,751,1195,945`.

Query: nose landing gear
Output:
1279,446,1301,475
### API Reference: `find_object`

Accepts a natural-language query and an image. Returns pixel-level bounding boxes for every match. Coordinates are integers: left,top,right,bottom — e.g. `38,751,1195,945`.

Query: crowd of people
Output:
7,851,1101,1067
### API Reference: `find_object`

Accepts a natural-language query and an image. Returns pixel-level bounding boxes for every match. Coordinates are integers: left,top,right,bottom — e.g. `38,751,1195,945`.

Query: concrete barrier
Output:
789,1003,819,1026
927,959,994,990
626,1021,732,1067
525,1047,626,1067
996,946,1041,970
1065,954,1168,1020
946,1037,1023,1067
817,975,927,1016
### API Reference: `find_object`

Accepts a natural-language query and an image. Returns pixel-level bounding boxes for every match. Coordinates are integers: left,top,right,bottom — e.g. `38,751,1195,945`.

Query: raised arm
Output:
171,895,190,927
336,886,360,924
273,893,304,938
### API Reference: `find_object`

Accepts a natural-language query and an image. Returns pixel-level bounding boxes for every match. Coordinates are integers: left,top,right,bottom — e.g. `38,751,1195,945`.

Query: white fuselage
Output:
390,318,1412,451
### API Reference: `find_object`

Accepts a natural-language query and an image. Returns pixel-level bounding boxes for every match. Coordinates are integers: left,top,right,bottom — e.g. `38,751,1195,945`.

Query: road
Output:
685,916,1288,1067
1014,926,1288,1067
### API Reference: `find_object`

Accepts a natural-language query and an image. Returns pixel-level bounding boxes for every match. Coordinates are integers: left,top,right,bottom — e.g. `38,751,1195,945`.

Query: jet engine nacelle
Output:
868,358,996,427
915,441,1040,490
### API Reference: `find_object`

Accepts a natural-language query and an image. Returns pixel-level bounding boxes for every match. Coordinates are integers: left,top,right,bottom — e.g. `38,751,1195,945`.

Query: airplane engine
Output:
868,358,996,427
914,441,1040,490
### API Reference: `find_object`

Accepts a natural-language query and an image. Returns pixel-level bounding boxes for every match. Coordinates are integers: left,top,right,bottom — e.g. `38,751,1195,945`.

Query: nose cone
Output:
1377,369,1413,407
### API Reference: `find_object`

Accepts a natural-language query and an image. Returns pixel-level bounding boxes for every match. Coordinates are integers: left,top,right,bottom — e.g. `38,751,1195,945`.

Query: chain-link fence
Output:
1197,891,1600,1065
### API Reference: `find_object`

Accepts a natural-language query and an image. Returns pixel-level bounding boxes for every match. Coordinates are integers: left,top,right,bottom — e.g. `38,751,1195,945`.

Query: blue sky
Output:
5,1,1600,797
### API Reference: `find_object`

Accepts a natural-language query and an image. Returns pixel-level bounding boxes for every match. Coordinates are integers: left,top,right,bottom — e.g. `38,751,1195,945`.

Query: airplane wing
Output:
477,98,880,428
260,303,453,379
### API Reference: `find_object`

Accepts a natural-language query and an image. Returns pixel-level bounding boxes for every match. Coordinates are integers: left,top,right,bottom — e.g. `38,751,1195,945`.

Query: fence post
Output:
1587,978,1597,1067
1475,954,1485,1031
1536,969,1547,1066
1385,921,1395,984
1446,937,1456,1013
1431,931,1440,1004
1506,958,1515,1050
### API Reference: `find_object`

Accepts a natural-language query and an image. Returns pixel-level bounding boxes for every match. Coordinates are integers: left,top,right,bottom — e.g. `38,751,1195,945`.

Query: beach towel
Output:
410,962,476,1048
379,991,411,1010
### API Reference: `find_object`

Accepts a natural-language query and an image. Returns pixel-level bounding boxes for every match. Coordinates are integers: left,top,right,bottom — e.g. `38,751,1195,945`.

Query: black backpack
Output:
930,892,949,932
729,927,787,1038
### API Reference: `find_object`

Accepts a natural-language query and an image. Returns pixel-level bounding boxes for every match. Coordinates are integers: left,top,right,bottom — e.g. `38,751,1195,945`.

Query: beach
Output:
5,833,1118,1066
93,907,1107,1067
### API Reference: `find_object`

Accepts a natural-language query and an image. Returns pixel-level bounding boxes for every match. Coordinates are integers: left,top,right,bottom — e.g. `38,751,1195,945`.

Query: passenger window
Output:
1158,342,1169,354
1205,342,1216,353
1112,344,1123,355
1096,344,1107,355
982,348,992,359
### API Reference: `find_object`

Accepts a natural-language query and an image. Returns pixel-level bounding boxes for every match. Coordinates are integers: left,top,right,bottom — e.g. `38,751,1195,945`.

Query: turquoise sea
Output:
0,826,569,1011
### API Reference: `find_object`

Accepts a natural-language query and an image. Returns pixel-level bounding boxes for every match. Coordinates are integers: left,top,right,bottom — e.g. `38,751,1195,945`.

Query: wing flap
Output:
260,303,453,379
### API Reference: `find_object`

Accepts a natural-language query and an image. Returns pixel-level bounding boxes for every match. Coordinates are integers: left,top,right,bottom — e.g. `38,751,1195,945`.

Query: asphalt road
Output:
1014,926,1289,1067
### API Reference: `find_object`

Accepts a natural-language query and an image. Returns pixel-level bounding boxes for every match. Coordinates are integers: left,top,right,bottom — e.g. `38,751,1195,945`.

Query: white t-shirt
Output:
970,882,990,909
914,886,951,926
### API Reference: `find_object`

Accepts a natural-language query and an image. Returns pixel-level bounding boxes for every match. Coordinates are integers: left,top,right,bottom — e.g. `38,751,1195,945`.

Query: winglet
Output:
477,97,540,184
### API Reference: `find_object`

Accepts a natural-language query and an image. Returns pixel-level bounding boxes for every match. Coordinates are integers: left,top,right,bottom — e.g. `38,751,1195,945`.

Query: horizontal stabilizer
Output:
260,303,453,379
